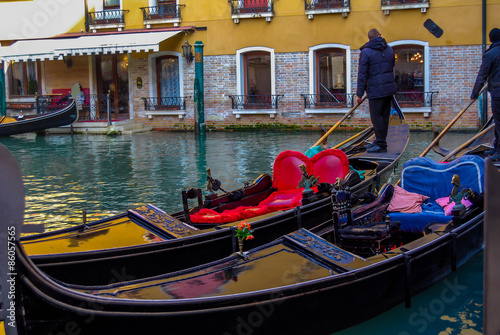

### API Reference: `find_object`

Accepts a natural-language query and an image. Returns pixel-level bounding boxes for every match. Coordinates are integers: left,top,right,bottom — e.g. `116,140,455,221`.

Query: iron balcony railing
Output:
395,91,438,107
381,0,428,5
228,94,283,109
228,0,274,15
35,93,111,121
305,0,350,10
86,9,128,26
140,4,184,20
36,94,72,114
141,97,190,111
301,93,355,109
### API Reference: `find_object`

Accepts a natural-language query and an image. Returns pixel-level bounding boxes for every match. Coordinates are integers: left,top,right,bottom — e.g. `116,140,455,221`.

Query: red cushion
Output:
309,149,350,184
272,151,310,191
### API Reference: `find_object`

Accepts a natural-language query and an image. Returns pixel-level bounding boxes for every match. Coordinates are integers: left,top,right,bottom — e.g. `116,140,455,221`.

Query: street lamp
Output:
182,40,194,63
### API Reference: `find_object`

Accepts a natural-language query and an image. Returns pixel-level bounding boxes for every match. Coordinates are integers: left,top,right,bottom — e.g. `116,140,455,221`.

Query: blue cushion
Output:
389,201,450,233
392,155,485,233
400,155,484,201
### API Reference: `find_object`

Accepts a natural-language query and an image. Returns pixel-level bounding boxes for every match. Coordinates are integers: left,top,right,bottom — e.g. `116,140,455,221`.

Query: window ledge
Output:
144,18,181,28
231,12,274,23
145,111,186,119
381,3,429,14
89,23,125,33
305,7,350,19
305,108,351,116
401,107,432,117
232,110,277,119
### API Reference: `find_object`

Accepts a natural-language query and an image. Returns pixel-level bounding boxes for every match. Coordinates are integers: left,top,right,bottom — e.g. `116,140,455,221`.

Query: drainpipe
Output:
480,0,488,127
194,41,205,135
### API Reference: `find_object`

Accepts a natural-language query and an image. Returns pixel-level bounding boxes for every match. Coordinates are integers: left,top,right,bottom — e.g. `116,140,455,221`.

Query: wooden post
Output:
484,158,500,335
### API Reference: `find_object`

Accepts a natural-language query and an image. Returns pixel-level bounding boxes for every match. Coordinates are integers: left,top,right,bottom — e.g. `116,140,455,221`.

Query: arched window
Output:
306,44,351,111
389,40,430,108
235,47,276,110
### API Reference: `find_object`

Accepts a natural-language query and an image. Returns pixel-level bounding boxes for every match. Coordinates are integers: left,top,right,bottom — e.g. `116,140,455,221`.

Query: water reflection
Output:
0,130,474,231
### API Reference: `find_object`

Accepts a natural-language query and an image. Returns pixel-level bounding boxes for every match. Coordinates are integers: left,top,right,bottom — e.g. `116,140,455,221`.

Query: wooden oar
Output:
332,127,372,149
442,123,495,161
310,94,367,149
419,85,488,157
0,144,25,335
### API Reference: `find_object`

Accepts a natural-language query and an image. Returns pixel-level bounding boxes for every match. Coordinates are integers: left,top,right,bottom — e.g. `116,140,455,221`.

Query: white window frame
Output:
146,51,186,119
306,43,351,115
233,46,277,118
389,40,431,116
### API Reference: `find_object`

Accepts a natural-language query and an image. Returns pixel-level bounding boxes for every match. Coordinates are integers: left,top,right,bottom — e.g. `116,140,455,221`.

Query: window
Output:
306,44,351,111
156,55,180,108
104,0,120,9
9,60,39,96
317,48,346,105
234,47,277,114
389,41,430,108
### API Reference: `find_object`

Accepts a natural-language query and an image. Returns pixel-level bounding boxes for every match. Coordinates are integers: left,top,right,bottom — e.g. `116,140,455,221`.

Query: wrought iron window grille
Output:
394,91,438,108
381,0,429,14
86,9,129,26
228,94,283,110
141,97,190,111
140,4,184,21
305,0,350,10
301,93,355,109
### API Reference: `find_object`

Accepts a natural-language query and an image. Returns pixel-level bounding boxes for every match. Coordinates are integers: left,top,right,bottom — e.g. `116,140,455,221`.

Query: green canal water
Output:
0,130,483,335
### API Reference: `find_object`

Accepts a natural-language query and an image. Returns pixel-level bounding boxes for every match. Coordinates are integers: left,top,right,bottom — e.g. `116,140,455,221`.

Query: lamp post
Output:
194,41,205,135
182,40,194,63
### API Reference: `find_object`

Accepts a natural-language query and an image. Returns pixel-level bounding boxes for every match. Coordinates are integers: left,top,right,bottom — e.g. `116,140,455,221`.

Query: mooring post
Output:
484,158,500,335
194,41,206,135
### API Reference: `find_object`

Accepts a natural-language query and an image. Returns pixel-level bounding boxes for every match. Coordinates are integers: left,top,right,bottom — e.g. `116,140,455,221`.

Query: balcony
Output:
228,0,275,23
86,9,129,32
141,96,190,119
381,0,429,15
227,94,283,118
302,93,355,115
140,4,185,28
305,0,350,19
395,91,438,117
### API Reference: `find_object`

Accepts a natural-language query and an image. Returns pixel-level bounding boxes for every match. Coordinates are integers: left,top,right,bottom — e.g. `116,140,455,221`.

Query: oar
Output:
310,94,367,149
0,144,25,335
419,85,488,157
332,127,372,150
442,123,495,161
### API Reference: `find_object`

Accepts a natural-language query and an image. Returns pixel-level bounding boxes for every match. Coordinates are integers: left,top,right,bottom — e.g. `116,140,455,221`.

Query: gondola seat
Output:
388,155,484,233
190,149,349,224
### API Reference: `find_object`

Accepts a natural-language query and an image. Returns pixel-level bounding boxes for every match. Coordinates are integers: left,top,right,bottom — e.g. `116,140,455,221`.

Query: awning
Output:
0,30,182,62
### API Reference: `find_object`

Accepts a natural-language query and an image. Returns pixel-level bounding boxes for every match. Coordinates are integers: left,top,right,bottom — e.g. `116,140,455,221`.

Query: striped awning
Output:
0,30,182,62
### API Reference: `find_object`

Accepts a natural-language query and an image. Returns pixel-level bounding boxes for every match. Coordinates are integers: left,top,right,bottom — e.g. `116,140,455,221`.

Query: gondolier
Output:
471,28,500,162
356,28,397,153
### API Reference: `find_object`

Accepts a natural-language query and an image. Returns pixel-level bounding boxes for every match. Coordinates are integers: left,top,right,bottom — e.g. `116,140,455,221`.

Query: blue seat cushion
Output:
390,155,485,233
389,201,450,233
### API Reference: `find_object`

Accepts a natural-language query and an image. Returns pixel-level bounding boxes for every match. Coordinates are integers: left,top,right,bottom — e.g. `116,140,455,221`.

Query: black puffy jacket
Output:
471,42,500,99
356,37,397,99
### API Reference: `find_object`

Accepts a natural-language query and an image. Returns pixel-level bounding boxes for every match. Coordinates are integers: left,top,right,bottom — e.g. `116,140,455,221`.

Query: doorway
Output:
96,54,129,119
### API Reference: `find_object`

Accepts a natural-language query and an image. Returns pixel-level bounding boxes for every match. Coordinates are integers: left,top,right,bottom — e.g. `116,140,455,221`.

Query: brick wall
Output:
131,45,488,131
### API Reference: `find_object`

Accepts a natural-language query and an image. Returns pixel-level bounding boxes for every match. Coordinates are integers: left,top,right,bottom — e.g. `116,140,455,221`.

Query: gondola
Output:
432,116,500,166
20,110,409,285
0,100,78,136
9,152,486,335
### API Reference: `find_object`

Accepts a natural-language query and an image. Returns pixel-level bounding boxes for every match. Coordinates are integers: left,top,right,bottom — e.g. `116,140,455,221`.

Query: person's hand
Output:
356,96,363,105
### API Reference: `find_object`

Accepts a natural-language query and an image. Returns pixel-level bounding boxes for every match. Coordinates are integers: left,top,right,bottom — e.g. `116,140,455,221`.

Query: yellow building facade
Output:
1,0,499,130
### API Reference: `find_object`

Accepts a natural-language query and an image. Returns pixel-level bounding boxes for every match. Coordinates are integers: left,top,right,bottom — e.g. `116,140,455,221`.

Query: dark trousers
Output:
368,96,392,149
492,97,500,153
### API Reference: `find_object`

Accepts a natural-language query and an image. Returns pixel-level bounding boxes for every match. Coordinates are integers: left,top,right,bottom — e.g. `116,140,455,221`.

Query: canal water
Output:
0,130,483,334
